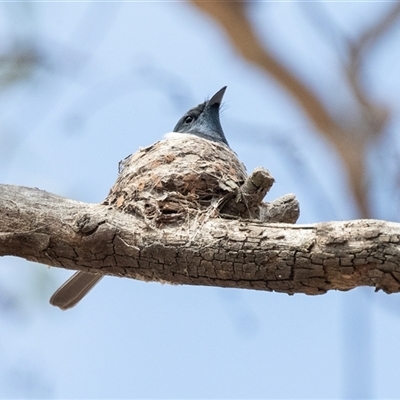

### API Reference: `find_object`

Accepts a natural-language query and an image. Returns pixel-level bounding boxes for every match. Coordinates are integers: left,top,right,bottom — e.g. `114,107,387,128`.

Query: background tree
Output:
0,2,400,398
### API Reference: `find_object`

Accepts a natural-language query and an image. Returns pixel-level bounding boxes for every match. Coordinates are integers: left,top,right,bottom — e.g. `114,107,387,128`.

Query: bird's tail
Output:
50,272,103,310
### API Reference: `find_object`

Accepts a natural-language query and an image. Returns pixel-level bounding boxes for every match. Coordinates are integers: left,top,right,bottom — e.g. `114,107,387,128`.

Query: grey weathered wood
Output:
1,183,400,295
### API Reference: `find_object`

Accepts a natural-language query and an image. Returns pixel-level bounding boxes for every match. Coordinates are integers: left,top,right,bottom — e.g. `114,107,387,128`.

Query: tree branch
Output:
2,183,400,295
190,0,374,217
190,1,400,219
191,0,342,136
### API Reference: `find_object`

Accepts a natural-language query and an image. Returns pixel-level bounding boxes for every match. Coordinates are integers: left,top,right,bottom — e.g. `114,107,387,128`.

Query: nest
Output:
103,135,247,224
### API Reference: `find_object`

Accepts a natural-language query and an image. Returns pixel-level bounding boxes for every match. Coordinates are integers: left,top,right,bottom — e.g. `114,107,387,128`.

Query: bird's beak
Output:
208,86,227,107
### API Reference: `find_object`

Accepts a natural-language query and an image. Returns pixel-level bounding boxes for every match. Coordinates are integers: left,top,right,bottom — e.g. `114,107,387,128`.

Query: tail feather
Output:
50,272,103,310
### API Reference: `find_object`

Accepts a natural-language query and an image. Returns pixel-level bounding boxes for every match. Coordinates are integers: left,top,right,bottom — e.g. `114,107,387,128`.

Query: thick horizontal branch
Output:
1,184,400,295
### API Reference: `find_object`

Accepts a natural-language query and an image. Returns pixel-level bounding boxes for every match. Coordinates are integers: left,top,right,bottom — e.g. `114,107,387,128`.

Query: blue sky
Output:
1,2,400,398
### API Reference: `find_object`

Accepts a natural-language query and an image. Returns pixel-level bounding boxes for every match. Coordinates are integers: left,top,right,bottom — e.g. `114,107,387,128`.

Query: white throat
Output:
164,132,195,140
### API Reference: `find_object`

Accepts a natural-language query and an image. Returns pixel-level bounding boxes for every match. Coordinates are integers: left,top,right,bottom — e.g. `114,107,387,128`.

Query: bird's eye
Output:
184,116,194,124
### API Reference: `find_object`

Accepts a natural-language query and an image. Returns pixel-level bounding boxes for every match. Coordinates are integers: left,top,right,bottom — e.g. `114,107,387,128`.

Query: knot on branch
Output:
74,213,106,235
102,136,299,224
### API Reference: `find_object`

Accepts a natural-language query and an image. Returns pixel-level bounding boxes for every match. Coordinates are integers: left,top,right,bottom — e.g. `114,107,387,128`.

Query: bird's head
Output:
171,86,229,147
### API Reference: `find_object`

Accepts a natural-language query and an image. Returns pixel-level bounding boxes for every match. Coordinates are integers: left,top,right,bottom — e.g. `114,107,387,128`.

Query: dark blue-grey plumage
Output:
173,86,229,147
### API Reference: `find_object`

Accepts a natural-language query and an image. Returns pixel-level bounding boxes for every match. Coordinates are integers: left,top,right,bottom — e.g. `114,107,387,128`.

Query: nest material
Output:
103,135,247,224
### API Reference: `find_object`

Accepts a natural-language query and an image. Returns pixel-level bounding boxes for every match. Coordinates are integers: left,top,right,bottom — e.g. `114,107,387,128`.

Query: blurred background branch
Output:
1,2,400,398
192,0,400,218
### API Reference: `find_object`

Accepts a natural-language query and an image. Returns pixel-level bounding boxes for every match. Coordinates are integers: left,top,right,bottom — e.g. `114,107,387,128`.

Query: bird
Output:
165,86,228,146
50,86,230,310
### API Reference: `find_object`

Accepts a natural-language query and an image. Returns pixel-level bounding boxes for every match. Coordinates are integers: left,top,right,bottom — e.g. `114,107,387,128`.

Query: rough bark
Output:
1,183,400,295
